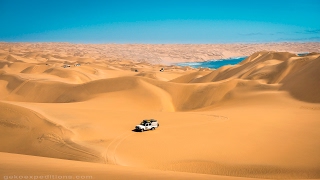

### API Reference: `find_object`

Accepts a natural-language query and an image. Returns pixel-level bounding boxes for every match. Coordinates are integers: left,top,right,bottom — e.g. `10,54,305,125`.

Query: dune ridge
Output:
0,43,320,179
1,51,319,106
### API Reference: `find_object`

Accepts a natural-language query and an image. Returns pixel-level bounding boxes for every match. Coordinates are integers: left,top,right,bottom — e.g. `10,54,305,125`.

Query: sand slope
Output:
0,43,320,179
1,152,259,180
0,101,104,163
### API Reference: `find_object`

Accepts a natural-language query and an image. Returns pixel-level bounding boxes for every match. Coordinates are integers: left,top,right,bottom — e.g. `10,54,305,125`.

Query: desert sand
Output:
0,42,320,179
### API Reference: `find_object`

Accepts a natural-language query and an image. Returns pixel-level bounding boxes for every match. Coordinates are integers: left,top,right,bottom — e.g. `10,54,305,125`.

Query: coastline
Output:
175,56,248,69
0,42,320,179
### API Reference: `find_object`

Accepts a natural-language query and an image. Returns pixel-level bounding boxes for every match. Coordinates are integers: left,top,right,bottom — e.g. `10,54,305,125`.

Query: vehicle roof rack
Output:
143,119,157,122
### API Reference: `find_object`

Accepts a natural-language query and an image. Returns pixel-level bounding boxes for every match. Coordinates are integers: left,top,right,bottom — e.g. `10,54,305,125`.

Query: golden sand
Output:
0,42,320,179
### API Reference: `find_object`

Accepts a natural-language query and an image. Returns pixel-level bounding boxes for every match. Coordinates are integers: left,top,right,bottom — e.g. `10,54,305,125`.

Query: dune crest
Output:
0,43,320,179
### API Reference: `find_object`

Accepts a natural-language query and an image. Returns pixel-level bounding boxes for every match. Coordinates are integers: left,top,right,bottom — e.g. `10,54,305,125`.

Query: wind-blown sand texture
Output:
0,42,320,179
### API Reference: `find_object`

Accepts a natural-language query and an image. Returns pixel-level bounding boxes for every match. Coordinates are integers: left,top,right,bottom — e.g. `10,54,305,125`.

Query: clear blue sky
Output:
0,0,319,43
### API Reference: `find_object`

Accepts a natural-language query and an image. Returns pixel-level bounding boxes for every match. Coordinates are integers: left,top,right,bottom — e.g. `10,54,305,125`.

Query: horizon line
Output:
1,41,320,45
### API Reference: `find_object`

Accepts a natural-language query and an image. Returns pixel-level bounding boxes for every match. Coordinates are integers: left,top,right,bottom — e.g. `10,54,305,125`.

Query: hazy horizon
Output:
1,0,320,44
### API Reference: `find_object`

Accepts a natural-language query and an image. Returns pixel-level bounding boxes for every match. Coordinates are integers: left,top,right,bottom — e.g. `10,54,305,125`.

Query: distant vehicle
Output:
135,119,159,132
62,65,71,68
74,63,81,67
160,68,164,72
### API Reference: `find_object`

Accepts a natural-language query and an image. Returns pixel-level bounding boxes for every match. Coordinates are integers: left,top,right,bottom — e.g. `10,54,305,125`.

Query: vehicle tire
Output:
140,129,144,132
151,127,155,130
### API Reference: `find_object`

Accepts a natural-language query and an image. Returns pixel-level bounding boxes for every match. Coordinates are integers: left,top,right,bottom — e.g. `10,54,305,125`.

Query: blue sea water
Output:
297,52,309,56
176,56,247,69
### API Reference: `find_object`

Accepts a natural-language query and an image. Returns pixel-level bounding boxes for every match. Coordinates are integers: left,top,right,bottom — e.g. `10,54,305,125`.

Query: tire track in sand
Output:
104,131,135,165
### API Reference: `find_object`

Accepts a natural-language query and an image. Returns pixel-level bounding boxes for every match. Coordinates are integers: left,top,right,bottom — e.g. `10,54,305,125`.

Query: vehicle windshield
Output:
140,121,150,125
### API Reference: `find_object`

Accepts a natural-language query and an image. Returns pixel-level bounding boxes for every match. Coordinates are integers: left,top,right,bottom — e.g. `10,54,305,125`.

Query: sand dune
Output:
0,101,104,163
1,152,255,180
170,71,212,83
280,56,320,102
0,42,320,179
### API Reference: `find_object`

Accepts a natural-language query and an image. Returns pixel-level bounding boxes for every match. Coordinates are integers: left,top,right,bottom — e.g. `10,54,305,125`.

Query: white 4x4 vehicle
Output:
135,119,159,132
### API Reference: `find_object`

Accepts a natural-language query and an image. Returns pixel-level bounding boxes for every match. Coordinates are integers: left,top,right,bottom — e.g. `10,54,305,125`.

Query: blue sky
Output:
0,0,319,43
